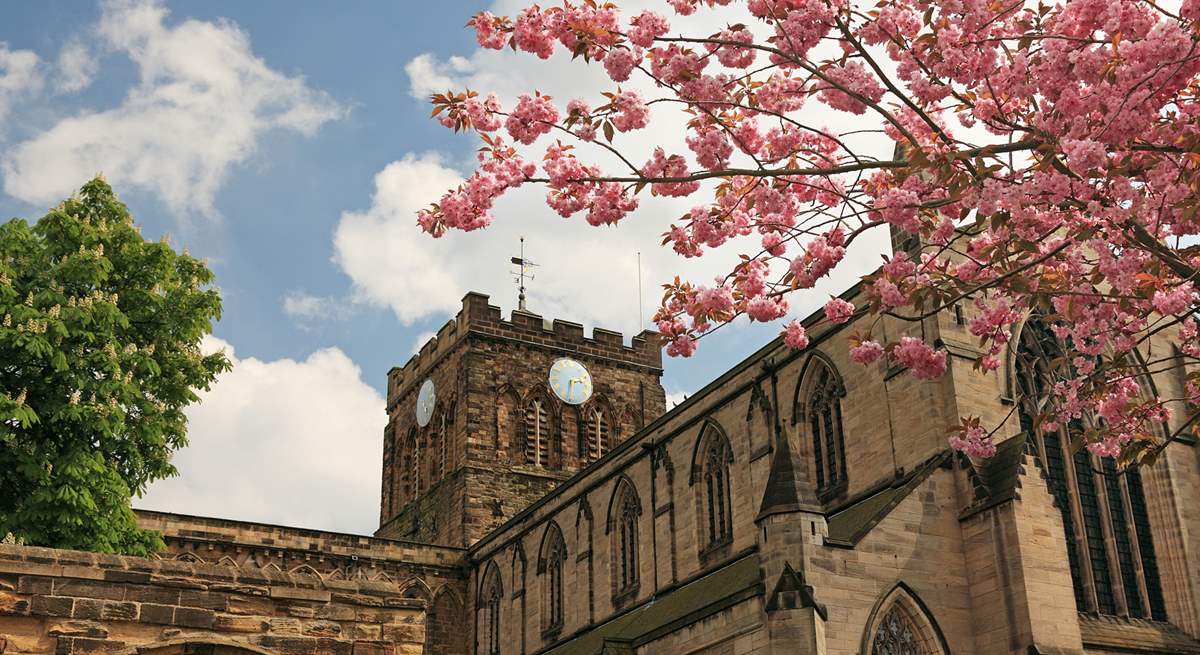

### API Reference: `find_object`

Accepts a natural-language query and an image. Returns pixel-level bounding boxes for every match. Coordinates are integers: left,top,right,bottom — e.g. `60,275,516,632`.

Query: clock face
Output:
415,379,436,427
549,358,593,405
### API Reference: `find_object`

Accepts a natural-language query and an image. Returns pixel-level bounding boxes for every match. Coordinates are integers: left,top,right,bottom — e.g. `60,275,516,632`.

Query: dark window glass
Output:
1103,458,1142,617
1127,467,1168,620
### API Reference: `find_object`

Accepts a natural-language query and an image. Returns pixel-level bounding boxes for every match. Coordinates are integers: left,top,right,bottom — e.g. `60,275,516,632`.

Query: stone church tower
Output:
375,292,666,547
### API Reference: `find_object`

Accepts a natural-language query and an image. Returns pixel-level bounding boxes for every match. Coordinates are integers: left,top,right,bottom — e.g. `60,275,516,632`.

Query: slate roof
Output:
822,450,950,547
1079,614,1200,654
542,553,763,655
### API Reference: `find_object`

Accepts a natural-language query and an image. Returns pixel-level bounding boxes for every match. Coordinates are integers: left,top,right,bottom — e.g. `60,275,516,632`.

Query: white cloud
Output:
0,43,43,123
405,53,475,99
411,331,437,355
282,291,352,323
2,0,345,216
138,336,385,534
54,41,97,93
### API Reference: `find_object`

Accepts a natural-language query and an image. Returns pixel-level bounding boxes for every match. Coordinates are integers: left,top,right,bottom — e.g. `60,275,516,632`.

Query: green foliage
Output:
0,177,230,555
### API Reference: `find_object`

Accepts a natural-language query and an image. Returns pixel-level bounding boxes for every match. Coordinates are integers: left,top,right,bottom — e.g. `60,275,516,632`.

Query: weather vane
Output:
511,237,537,311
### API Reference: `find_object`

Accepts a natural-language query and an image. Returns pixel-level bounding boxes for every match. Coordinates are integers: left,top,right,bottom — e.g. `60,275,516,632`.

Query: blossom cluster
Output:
422,0,1200,464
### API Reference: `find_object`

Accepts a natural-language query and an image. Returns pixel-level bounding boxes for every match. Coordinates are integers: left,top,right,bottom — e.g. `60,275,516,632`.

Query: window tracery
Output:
801,357,847,496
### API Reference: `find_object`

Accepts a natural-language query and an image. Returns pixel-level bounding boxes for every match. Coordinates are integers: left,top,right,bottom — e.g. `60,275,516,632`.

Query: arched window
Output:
538,522,567,635
479,563,503,655
401,431,417,503
798,356,847,496
1016,318,1167,619
865,584,948,655
525,398,550,467
607,478,641,601
435,414,448,481
691,421,733,554
586,407,609,461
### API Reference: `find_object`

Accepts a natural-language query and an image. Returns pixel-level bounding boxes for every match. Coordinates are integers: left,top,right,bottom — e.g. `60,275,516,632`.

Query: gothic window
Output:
691,422,733,554
866,585,947,655
586,407,609,461
525,398,550,467
799,356,847,496
872,605,926,655
1016,318,1168,620
479,564,503,655
539,523,567,635
608,478,641,600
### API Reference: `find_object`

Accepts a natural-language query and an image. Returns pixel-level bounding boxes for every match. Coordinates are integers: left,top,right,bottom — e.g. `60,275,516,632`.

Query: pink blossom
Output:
685,126,733,170
820,61,885,114
470,12,509,50
505,94,560,144
611,91,650,132
824,298,855,324
782,320,809,349
586,182,638,226
666,334,697,357
892,337,948,379
1151,282,1195,316
707,28,756,69
668,0,698,16
604,47,641,82
873,279,907,308
513,7,555,59
1062,138,1107,174
746,296,788,322
463,94,502,132
949,425,996,458
761,232,786,256
628,11,669,48
850,340,884,365
642,148,699,197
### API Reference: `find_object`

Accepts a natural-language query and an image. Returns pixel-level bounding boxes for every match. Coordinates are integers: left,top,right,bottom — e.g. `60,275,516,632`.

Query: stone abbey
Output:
3,258,1200,654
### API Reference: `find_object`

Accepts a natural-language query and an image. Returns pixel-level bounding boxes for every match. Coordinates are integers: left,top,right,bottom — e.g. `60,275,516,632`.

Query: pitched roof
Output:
757,423,820,520
1079,614,1200,654
543,553,763,655
825,451,950,547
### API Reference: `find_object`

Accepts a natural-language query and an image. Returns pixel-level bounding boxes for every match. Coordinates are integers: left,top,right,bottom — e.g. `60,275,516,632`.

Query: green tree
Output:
0,177,229,555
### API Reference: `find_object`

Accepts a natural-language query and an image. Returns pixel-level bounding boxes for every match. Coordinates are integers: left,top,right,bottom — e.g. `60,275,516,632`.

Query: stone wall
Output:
0,543,452,655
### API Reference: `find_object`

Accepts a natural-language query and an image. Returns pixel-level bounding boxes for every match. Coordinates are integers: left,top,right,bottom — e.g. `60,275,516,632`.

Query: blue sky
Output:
0,0,884,534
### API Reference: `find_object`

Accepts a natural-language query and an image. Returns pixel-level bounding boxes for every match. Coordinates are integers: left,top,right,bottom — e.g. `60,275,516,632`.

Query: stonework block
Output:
173,606,215,629
138,603,174,625
351,641,395,655
213,613,269,633
31,596,74,618
98,601,137,622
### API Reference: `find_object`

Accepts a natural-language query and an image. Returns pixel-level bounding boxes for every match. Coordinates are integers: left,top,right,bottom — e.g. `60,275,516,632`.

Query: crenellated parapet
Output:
386,291,662,412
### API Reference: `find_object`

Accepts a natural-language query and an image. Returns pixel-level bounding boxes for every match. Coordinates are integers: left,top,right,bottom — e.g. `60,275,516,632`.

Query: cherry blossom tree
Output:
417,0,1200,465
